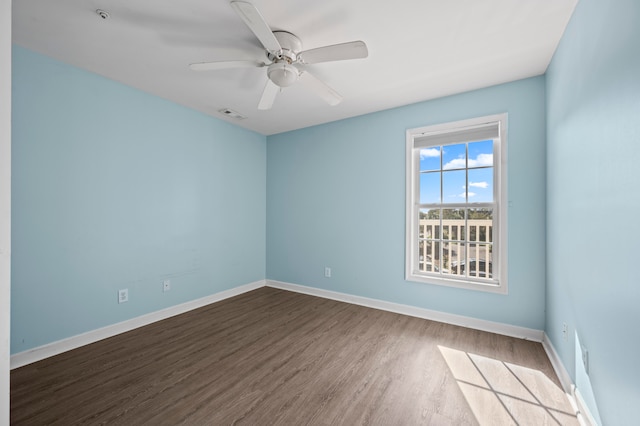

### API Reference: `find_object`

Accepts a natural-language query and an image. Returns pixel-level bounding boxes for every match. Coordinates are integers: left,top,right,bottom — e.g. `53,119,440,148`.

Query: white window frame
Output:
405,114,508,294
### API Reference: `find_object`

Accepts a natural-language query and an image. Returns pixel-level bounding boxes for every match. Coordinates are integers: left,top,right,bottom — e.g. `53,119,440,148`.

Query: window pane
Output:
419,172,440,204
442,143,466,170
468,243,493,278
450,257,467,277
443,169,466,202
468,168,493,203
442,208,465,241
442,241,464,277
468,140,493,168
468,208,493,243
419,147,440,171
418,240,440,273
419,208,439,239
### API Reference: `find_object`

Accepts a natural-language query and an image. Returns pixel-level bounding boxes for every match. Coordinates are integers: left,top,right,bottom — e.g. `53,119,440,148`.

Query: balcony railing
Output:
418,219,493,279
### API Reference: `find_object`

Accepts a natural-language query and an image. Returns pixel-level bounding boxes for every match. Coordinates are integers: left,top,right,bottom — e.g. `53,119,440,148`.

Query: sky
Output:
419,140,493,204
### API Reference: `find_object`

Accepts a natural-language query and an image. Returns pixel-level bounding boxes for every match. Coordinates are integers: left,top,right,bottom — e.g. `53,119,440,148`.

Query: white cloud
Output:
420,148,440,159
444,153,493,169
459,192,476,198
469,153,493,167
443,158,465,170
469,181,489,189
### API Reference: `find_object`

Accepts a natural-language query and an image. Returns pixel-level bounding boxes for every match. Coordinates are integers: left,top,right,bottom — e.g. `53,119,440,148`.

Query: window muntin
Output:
406,115,507,293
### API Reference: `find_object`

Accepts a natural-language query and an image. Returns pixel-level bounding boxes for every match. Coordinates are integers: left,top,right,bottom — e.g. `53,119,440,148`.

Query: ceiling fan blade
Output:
189,60,265,71
230,1,282,53
298,71,342,106
258,79,280,110
297,41,368,64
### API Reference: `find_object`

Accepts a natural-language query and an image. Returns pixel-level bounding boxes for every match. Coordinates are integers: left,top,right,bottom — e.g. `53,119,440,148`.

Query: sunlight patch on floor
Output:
438,345,580,426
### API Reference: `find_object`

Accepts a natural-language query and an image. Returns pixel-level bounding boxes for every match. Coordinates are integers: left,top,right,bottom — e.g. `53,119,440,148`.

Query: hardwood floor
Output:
11,287,579,425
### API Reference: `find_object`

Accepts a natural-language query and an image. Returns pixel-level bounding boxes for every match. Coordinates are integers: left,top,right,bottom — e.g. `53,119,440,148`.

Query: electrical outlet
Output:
118,289,128,304
581,346,589,374
163,279,171,292
562,323,568,341
324,267,332,278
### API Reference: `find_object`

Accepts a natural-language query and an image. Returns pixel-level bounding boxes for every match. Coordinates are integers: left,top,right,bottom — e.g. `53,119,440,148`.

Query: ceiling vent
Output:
95,9,110,20
218,108,246,120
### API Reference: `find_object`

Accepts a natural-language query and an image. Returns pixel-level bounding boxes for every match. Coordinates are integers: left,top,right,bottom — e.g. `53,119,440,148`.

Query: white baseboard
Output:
10,280,266,369
542,333,573,393
266,280,544,342
542,333,598,426
11,278,547,372
575,388,600,426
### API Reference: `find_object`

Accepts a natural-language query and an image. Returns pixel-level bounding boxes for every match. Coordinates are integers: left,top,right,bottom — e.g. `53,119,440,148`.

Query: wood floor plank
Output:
11,287,579,425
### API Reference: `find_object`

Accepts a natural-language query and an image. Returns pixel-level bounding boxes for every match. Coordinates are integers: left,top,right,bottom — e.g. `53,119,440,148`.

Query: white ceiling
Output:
12,0,578,135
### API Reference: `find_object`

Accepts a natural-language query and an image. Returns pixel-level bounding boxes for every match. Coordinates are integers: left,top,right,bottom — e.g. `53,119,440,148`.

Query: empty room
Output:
1,0,639,424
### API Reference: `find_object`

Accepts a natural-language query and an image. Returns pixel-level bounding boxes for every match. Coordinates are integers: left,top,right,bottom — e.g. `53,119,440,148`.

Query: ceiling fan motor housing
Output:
270,31,303,62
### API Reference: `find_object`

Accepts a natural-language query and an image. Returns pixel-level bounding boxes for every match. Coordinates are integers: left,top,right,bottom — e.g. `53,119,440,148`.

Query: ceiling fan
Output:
189,0,369,110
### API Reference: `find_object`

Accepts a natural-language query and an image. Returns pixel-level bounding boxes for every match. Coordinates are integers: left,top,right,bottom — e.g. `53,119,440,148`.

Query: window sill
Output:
406,271,507,294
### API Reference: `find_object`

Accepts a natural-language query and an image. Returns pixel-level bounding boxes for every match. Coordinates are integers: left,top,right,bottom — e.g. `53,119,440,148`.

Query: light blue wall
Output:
267,77,547,329
11,46,266,354
545,0,640,424
13,4,635,421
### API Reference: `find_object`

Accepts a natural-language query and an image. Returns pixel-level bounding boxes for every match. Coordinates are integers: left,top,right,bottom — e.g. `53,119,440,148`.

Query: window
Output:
405,114,507,293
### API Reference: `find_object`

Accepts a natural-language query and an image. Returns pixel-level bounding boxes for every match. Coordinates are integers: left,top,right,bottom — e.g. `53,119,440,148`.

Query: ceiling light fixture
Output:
267,62,299,87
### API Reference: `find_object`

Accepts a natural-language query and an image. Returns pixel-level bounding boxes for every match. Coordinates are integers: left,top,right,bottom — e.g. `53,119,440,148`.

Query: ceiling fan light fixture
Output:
267,62,299,87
